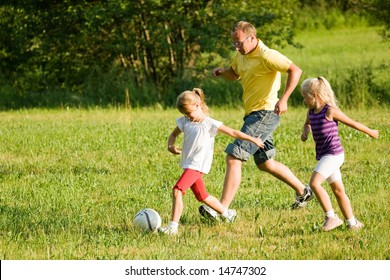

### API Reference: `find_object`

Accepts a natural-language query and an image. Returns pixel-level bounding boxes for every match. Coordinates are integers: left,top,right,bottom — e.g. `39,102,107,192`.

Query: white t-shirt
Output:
176,116,223,174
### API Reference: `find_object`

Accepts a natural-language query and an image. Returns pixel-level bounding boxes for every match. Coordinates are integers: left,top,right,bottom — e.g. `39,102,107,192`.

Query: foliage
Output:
0,0,298,108
0,1,388,109
369,0,390,41
296,0,390,40
0,108,389,259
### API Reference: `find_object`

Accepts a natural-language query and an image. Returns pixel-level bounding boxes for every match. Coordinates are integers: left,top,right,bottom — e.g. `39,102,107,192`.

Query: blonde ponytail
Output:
176,88,209,115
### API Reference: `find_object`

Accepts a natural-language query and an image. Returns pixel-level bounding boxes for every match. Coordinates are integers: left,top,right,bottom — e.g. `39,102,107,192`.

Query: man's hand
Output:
212,68,225,78
274,99,288,115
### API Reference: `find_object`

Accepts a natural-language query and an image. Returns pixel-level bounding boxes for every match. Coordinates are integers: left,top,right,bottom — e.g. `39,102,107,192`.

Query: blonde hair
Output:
301,77,339,108
176,88,209,115
231,21,257,36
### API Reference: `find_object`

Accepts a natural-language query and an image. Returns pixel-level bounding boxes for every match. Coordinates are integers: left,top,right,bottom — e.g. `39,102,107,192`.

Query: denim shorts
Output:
225,110,280,165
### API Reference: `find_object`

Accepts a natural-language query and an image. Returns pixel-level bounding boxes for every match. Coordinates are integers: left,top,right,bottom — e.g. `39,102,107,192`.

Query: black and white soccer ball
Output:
133,208,162,232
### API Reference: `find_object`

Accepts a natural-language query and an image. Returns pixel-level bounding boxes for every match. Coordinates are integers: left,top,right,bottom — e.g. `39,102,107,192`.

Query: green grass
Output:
283,26,388,74
1,107,389,260
280,26,390,107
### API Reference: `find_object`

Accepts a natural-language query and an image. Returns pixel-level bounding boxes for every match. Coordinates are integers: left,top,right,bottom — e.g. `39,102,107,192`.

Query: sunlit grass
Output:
0,107,388,260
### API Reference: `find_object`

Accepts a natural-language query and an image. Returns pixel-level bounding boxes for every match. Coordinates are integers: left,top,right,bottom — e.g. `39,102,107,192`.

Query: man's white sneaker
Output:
222,209,237,223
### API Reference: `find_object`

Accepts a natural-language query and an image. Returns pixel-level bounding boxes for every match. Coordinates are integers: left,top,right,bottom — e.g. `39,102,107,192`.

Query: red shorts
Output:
173,169,209,201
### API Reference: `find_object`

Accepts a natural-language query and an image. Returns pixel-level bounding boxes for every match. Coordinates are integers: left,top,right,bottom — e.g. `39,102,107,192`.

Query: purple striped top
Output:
309,105,344,160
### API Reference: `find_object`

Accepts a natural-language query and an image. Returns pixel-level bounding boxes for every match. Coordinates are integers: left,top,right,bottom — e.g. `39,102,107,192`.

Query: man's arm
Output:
274,63,302,115
212,67,239,81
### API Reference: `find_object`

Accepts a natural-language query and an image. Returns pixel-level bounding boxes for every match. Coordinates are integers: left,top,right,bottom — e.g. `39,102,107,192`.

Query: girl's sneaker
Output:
323,215,343,231
347,219,364,231
199,205,221,223
158,226,178,235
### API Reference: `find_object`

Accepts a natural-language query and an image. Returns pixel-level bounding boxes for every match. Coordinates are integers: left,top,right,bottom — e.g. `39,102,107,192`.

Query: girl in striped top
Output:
300,77,379,231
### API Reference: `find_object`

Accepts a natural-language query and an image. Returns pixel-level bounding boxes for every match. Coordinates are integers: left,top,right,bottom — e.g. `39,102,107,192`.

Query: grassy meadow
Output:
1,26,389,260
283,26,388,75
280,26,390,108
0,107,389,260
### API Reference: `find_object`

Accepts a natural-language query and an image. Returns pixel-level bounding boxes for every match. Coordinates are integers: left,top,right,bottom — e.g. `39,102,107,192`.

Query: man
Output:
199,21,313,222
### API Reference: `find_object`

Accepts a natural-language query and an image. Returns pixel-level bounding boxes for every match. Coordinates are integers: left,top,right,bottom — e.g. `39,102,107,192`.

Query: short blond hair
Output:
231,21,257,36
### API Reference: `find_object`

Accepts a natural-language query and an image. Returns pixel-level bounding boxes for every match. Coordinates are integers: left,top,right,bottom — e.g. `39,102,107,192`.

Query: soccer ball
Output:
133,208,162,232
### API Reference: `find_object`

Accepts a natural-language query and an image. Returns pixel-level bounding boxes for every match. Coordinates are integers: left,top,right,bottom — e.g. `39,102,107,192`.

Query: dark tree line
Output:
0,0,387,108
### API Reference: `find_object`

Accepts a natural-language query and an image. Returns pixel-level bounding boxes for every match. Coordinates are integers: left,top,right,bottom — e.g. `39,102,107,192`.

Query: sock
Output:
346,217,357,226
325,209,336,218
168,221,179,229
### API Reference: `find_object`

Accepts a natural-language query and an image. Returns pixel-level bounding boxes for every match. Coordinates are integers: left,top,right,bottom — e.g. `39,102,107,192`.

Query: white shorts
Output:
314,153,345,184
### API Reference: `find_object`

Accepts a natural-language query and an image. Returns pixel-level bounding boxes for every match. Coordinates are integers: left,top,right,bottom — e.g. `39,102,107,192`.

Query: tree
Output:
371,0,390,41
0,0,299,108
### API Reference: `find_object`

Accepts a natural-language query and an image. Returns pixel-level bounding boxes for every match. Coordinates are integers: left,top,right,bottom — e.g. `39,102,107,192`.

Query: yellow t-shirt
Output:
231,40,292,116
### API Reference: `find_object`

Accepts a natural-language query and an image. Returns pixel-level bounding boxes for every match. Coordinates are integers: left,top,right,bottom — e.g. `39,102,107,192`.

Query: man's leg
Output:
258,158,314,208
220,155,243,208
257,158,305,194
199,154,242,221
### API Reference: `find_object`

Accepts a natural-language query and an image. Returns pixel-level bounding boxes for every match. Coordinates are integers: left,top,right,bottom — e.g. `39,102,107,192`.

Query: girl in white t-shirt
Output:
159,88,264,235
